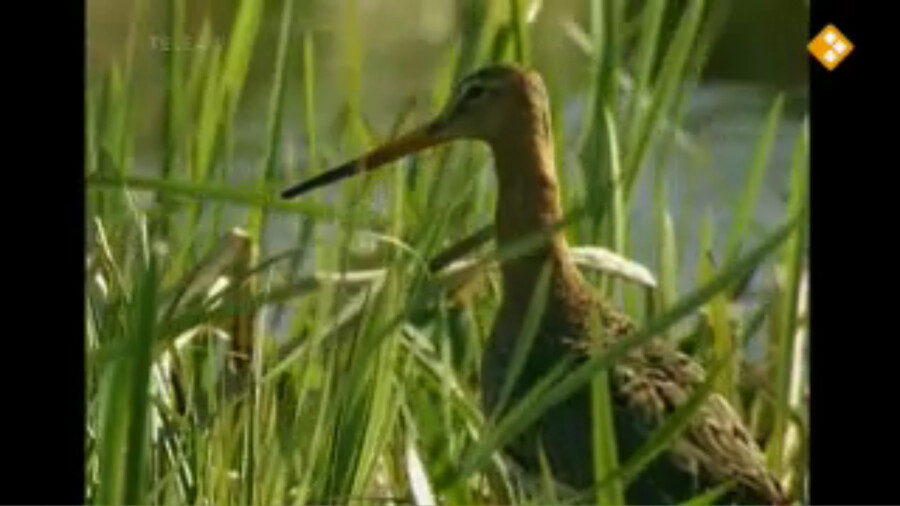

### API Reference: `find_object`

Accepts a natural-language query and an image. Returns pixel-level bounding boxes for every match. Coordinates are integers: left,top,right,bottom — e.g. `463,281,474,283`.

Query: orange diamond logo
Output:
809,24,854,70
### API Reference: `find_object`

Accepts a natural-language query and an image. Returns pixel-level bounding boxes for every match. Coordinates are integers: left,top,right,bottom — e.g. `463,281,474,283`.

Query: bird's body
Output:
282,64,787,504
483,226,783,504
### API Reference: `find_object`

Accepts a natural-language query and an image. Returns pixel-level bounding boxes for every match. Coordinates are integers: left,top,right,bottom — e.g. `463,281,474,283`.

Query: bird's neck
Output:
490,110,565,240
489,126,581,304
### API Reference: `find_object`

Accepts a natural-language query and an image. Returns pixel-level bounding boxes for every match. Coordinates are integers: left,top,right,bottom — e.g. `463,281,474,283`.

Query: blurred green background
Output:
88,0,808,143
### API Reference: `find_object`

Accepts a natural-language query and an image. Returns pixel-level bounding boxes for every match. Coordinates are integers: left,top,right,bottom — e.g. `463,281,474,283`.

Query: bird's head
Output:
281,63,551,199
429,63,550,143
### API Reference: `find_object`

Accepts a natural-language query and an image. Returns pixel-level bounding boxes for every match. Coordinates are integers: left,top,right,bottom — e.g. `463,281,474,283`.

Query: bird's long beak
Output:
281,120,449,199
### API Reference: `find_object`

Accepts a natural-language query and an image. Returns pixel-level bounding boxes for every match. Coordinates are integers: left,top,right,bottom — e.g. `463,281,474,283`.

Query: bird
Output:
281,63,787,505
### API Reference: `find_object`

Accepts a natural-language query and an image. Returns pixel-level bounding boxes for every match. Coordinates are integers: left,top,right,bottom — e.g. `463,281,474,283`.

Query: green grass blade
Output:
623,0,705,199
220,0,265,108
246,0,294,255
259,0,294,183
123,249,158,504
301,30,319,181
508,0,530,64
95,221,158,505
679,480,737,506
591,108,626,506
603,105,626,290
625,0,665,147
85,174,384,225
723,93,785,264
340,0,368,149
767,119,808,474
96,353,130,504
703,209,736,403
659,209,679,313
456,0,498,75
159,0,185,237
192,43,224,183
590,367,624,505
492,260,553,418
578,0,622,239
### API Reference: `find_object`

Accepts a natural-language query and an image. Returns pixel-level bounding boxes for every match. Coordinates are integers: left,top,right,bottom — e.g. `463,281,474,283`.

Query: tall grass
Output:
85,0,809,504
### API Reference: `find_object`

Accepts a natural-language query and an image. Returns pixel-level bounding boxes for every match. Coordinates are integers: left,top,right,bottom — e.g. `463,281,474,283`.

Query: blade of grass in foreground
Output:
123,247,157,505
86,174,386,225
623,0,706,199
96,327,130,504
536,443,560,504
589,106,626,506
578,0,622,241
698,209,736,404
601,105,626,297
723,93,785,264
340,0,369,150
159,0,185,239
406,433,437,506
219,0,264,115
443,210,803,488
768,119,808,476
96,222,157,506
590,362,624,505
454,0,497,79
625,0,665,145
680,480,737,506
658,209,679,315
508,0,530,65
491,261,552,418
248,0,294,238
649,72,690,317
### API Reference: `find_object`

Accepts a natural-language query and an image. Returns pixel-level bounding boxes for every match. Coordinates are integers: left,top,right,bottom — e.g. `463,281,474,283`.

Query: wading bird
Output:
281,64,786,505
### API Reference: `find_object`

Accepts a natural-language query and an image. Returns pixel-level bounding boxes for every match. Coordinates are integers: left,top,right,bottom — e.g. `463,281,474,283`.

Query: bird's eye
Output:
460,84,487,104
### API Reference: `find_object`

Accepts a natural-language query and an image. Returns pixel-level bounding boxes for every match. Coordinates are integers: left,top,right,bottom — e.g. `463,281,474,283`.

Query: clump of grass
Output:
85,0,808,504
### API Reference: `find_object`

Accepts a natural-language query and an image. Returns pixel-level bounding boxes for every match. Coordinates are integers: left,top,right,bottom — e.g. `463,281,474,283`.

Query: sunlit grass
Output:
85,0,809,504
